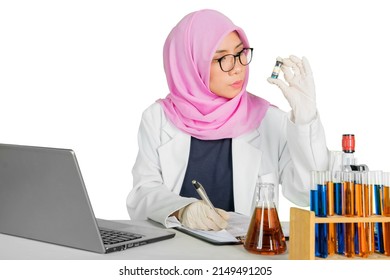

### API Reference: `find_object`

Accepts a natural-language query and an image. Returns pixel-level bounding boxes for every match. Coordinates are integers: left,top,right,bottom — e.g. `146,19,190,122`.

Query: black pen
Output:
191,180,220,216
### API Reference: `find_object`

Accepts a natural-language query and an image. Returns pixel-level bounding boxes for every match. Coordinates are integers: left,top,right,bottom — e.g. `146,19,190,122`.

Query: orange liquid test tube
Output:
326,171,336,255
363,172,375,254
342,172,355,257
355,172,374,257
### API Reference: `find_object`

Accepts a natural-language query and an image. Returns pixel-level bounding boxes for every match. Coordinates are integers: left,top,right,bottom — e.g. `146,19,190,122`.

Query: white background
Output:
1,0,390,223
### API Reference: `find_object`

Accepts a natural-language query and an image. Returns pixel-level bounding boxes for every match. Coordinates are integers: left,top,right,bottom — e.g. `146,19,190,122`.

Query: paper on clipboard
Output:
166,212,251,245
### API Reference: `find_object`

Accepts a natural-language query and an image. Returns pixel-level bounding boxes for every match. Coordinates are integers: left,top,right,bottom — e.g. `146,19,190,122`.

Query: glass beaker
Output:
244,183,287,255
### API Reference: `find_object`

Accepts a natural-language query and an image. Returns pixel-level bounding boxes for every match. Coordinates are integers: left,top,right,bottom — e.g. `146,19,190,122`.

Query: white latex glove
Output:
267,55,317,124
178,201,229,231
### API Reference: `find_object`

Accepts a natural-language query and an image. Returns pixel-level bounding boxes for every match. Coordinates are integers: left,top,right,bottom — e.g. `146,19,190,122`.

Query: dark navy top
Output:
180,137,234,211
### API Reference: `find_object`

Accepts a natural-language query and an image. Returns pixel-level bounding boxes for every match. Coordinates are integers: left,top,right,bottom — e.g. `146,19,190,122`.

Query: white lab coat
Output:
126,102,328,227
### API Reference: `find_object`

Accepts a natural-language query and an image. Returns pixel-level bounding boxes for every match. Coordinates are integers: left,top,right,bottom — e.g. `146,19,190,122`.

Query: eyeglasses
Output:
214,48,253,72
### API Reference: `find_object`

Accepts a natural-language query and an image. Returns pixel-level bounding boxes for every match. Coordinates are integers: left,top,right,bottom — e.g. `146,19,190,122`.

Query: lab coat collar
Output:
162,119,181,139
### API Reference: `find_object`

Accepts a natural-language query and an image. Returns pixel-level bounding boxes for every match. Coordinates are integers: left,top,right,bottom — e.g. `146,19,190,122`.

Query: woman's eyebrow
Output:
215,42,243,54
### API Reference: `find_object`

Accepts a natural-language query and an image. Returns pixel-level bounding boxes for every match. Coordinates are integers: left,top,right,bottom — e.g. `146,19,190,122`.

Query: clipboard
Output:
174,226,243,245
167,212,250,245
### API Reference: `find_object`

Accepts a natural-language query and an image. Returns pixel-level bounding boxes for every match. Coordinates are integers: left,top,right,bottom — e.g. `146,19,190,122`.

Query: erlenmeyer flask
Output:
244,182,287,255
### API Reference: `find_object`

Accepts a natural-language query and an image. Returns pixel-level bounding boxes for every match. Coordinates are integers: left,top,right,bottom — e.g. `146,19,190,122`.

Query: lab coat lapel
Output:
232,129,262,216
158,122,190,193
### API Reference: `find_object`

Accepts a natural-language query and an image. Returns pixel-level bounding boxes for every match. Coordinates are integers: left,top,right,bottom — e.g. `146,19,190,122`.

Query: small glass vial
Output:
271,59,283,79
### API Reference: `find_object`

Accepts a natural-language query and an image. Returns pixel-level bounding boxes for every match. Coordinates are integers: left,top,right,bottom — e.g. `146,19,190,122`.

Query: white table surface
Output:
0,220,289,260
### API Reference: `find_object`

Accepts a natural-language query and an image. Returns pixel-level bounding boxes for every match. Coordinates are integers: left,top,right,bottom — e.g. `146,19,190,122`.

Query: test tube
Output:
317,171,327,218
371,170,384,253
333,171,345,255
334,171,343,215
382,172,390,256
362,172,373,217
310,171,319,213
326,171,336,255
362,172,375,254
355,172,373,257
342,172,355,217
342,172,355,257
314,171,328,258
310,171,320,257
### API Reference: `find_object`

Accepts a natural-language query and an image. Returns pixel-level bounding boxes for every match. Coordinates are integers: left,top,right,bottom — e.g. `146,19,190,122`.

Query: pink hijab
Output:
158,9,270,140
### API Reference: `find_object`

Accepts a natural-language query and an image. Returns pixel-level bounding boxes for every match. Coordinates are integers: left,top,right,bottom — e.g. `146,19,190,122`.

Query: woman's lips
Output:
231,80,243,89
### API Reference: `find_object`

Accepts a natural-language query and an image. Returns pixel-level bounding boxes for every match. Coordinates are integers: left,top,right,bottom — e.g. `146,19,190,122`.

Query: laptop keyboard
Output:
99,228,143,245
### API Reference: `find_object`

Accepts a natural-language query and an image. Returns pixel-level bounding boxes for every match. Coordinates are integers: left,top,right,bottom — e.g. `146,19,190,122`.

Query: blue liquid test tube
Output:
317,171,328,258
311,171,328,258
310,171,320,257
372,171,385,253
333,171,345,254
326,171,336,255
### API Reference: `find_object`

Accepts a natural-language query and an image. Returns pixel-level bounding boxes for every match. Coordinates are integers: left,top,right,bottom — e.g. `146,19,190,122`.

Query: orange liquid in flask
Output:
244,207,286,255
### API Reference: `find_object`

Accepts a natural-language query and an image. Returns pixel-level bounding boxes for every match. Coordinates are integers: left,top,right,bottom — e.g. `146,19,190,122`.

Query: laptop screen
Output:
0,144,105,253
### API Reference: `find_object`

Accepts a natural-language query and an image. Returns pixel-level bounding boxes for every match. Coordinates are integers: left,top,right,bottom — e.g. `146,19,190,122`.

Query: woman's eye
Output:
214,56,227,62
220,56,228,61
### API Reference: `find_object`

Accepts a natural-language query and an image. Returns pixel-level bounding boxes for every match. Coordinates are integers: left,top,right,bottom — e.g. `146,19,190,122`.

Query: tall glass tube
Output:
363,171,375,254
333,171,345,255
310,171,328,258
316,171,328,258
310,171,320,257
382,172,390,256
317,171,327,218
355,172,372,257
326,171,336,255
372,171,384,253
342,172,355,257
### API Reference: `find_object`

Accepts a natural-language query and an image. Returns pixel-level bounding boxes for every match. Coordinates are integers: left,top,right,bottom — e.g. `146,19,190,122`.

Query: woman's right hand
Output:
178,201,229,231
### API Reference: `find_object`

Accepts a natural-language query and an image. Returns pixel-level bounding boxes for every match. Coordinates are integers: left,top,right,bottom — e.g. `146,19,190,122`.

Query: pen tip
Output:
191,180,196,184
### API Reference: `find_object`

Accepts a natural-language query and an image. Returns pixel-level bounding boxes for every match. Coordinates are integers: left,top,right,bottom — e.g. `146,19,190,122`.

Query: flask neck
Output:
255,183,276,208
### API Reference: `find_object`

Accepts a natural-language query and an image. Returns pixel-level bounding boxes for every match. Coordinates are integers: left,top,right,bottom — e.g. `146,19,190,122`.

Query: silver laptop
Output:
0,143,175,253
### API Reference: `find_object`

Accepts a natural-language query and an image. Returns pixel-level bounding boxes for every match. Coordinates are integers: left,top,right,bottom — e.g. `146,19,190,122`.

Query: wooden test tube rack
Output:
289,207,390,260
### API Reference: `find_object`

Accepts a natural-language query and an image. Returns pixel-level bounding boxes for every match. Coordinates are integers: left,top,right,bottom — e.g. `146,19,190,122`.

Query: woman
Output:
126,9,328,230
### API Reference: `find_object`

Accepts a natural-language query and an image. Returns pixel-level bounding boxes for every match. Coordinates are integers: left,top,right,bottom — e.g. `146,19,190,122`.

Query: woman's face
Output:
209,31,247,99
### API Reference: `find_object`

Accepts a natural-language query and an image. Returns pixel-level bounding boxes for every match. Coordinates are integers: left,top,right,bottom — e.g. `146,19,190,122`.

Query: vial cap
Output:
342,134,355,153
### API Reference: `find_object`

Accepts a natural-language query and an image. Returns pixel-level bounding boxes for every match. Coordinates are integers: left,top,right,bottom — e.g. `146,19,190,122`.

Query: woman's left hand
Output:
267,55,317,124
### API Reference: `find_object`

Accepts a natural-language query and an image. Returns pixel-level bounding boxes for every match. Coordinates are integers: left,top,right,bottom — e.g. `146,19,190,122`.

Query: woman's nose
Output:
230,59,243,75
